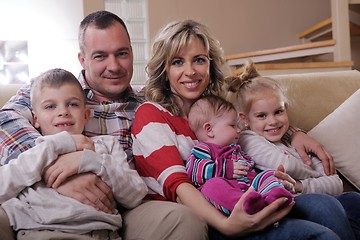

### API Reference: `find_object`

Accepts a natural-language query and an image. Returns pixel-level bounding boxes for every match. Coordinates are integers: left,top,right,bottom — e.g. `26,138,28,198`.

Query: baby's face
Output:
33,84,89,136
211,109,241,146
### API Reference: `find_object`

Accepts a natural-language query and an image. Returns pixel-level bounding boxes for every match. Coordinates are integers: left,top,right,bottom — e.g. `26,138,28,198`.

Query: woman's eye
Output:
171,59,183,65
194,57,206,64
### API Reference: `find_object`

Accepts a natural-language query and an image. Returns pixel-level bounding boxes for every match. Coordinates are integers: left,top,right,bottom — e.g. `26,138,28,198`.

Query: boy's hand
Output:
71,134,95,151
43,151,83,188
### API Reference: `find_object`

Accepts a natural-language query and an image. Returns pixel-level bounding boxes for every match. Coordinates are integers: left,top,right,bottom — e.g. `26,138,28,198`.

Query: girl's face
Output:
166,37,210,109
245,91,289,143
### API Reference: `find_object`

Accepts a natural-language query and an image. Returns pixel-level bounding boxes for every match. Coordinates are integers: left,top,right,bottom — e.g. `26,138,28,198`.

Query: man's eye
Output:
117,51,129,57
94,55,105,60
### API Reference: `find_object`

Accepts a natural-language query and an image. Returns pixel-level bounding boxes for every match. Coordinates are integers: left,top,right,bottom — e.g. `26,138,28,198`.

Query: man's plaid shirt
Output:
0,71,143,165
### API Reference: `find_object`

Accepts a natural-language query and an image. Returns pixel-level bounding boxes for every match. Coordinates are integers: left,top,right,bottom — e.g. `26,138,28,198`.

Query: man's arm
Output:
0,84,40,165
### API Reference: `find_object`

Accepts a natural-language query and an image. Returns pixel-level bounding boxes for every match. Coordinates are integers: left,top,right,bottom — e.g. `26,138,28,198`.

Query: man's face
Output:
78,22,133,102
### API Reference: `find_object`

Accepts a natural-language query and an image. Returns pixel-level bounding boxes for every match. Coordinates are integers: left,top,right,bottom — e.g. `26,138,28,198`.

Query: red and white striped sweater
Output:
132,102,197,201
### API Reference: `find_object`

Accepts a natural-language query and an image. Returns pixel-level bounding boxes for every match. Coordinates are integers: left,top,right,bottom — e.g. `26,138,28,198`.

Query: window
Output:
105,0,148,87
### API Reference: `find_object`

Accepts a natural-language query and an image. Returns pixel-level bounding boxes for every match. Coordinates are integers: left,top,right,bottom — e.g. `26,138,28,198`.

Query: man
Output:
0,11,208,240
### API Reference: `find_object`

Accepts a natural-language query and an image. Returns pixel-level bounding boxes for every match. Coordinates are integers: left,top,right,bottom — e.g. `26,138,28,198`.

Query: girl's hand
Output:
274,165,296,193
233,161,250,179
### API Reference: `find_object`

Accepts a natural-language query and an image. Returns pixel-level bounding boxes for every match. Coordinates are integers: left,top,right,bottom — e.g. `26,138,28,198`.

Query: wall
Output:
148,0,331,56
0,0,84,83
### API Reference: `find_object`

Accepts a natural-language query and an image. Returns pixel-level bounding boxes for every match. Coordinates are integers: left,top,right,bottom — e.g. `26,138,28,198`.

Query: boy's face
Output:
33,83,90,136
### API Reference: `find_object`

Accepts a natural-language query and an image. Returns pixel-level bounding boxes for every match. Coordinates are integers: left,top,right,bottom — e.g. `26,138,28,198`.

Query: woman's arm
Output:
176,182,292,237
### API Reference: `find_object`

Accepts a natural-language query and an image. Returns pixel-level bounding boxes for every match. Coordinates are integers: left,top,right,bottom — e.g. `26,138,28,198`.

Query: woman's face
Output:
166,37,210,107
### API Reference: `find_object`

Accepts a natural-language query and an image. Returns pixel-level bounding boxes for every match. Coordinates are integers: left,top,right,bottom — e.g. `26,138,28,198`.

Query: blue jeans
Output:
209,193,354,240
336,191,360,240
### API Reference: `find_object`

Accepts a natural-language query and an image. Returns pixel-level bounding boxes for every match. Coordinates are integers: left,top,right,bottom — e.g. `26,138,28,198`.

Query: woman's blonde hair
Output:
225,60,288,115
145,19,228,115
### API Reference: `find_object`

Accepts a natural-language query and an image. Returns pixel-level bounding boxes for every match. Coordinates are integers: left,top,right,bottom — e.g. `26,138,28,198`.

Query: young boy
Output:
0,68,147,239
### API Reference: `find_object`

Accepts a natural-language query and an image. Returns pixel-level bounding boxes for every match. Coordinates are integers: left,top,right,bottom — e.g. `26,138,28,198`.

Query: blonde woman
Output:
131,19,347,239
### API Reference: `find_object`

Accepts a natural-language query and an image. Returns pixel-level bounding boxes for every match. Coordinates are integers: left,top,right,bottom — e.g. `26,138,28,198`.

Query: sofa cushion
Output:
308,88,360,191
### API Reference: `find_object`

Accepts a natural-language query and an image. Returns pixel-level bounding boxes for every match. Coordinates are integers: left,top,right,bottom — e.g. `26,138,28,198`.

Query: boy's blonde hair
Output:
30,68,85,108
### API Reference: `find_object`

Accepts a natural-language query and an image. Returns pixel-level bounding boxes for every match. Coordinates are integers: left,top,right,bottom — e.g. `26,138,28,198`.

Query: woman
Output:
131,19,352,239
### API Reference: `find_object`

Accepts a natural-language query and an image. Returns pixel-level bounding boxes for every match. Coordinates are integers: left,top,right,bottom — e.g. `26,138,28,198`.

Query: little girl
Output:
228,60,343,195
227,60,360,239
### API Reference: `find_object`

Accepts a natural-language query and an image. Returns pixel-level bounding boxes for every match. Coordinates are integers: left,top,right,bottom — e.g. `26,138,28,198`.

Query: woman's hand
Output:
290,131,335,175
224,187,294,237
176,182,293,238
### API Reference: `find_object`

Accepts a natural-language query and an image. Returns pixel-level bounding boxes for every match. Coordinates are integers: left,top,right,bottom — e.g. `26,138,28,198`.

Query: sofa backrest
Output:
0,84,24,108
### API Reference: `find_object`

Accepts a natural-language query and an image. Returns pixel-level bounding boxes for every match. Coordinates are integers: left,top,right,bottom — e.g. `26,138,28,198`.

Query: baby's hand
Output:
71,134,94,151
233,161,250,179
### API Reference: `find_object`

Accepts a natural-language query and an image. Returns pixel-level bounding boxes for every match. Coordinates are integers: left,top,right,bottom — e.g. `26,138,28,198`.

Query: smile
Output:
182,80,200,88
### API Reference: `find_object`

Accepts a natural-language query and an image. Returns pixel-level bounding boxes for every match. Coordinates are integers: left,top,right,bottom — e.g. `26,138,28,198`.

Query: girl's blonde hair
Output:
225,60,288,115
145,19,229,115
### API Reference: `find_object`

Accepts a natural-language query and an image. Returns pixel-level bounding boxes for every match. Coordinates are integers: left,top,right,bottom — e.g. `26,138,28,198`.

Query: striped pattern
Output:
251,170,284,194
132,102,195,201
239,130,343,195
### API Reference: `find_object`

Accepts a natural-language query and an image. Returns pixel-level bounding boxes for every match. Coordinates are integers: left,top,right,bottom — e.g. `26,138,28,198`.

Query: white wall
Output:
0,0,84,83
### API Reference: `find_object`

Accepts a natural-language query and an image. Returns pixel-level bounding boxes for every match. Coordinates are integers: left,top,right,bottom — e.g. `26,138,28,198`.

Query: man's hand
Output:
291,131,335,175
55,172,115,214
